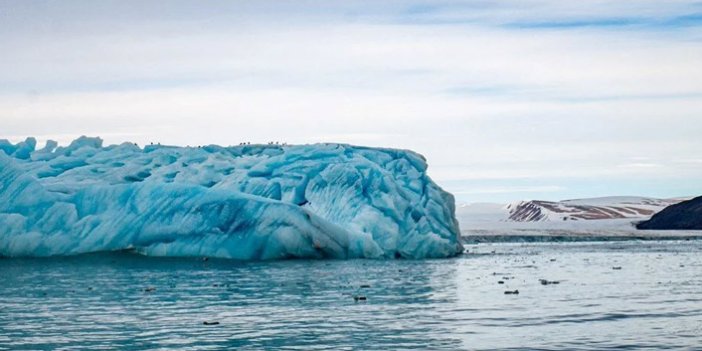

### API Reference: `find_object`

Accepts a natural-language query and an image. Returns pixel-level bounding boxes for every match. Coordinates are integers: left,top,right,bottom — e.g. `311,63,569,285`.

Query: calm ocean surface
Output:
1,240,701,350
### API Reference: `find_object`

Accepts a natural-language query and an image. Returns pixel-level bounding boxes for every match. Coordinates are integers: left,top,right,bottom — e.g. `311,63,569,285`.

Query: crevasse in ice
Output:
0,137,463,259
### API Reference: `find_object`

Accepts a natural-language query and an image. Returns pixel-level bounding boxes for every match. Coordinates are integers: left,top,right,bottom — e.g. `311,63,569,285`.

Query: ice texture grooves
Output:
0,137,462,259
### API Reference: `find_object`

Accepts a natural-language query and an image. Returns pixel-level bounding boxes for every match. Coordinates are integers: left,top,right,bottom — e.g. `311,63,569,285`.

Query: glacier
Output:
0,137,463,259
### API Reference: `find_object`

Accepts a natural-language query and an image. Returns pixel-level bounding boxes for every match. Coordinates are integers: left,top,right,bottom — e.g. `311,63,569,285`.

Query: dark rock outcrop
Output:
637,196,702,230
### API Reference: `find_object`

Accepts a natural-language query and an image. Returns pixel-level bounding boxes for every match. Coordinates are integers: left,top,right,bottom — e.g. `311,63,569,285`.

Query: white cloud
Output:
617,163,664,169
452,185,565,195
1,0,701,201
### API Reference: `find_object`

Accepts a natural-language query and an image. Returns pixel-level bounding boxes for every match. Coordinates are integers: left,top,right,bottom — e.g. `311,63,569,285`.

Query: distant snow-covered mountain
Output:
506,196,681,222
456,196,687,232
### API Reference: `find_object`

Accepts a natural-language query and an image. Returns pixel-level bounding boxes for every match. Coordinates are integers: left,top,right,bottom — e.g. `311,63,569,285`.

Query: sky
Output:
1,0,701,203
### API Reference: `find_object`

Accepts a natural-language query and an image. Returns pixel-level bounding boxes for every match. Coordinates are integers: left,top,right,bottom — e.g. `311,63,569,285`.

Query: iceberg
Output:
0,137,462,259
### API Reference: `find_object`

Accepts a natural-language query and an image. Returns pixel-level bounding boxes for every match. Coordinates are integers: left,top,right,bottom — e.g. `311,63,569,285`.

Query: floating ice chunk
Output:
0,137,463,259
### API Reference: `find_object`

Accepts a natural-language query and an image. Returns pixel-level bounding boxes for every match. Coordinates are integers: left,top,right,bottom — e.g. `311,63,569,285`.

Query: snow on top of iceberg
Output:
0,137,462,259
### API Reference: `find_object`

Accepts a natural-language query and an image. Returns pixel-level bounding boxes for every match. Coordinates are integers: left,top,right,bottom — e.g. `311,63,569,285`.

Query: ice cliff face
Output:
0,137,462,259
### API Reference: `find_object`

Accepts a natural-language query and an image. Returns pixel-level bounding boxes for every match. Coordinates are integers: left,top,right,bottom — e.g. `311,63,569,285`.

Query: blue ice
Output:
0,137,462,259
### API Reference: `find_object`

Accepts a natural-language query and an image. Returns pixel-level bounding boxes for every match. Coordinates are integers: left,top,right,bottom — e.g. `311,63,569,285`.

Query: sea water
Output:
1,240,701,350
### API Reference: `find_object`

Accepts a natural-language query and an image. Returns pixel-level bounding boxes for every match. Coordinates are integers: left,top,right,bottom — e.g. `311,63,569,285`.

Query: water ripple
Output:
1,240,701,350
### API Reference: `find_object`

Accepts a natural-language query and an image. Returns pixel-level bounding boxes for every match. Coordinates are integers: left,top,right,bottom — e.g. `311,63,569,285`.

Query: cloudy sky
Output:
1,1,701,202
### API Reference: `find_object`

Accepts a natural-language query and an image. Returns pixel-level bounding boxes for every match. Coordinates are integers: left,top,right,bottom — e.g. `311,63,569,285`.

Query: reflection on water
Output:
1,240,701,350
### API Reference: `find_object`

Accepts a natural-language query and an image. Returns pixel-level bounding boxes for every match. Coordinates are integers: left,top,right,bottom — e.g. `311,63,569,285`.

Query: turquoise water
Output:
1,240,701,350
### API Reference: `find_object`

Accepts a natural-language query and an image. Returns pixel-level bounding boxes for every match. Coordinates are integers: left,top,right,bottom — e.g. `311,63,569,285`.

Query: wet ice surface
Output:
1,240,701,350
